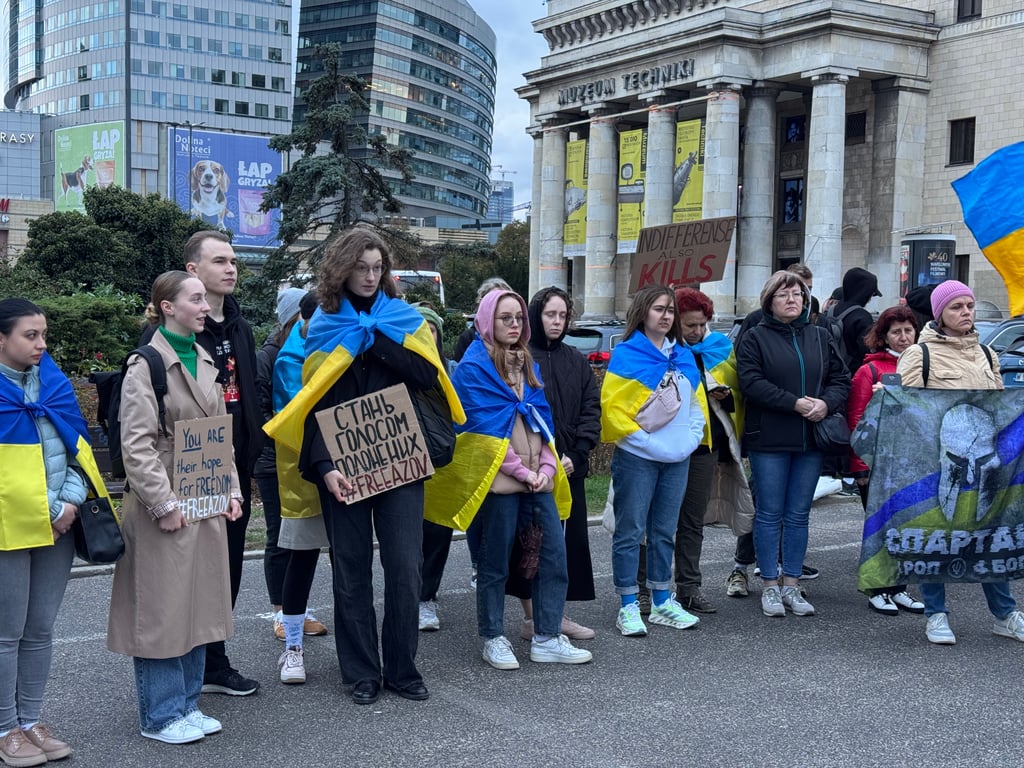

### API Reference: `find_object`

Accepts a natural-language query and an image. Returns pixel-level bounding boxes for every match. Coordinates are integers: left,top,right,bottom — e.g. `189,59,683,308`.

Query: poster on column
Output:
672,119,705,223
167,128,284,247
54,121,124,213
617,129,647,255
563,139,588,258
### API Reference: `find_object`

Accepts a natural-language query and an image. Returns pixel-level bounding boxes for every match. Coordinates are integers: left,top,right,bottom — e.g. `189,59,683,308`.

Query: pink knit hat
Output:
930,280,974,321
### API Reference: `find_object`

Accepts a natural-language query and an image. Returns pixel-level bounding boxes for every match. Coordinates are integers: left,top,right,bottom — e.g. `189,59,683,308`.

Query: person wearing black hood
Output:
503,287,601,642
827,267,882,371
141,230,263,696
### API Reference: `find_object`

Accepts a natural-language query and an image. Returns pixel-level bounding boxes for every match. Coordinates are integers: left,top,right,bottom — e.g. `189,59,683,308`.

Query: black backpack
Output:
821,305,860,369
91,346,168,478
410,383,456,468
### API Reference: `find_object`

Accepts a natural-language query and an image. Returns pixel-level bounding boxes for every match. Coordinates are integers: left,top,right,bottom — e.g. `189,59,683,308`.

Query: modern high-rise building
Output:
295,0,496,223
2,0,296,251
487,179,513,225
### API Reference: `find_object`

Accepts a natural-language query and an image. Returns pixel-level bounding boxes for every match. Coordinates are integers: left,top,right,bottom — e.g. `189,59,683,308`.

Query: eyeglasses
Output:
353,264,383,277
772,291,803,302
496,314,524,327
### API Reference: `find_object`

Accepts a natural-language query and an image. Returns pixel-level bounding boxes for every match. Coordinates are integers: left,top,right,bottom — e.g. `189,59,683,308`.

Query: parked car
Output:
998,339,1024,388
563,322,626,368
980,316,1024,353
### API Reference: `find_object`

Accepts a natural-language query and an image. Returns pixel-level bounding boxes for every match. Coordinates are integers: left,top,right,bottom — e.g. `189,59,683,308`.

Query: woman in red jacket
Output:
846,305,924,616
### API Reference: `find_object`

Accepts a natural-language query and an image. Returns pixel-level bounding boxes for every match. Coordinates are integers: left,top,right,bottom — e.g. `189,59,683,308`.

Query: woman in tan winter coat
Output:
107,271,243,745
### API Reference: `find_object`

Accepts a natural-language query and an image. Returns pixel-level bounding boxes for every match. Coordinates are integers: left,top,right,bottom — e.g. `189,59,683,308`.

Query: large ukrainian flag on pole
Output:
0,354,110,551
952,141,1024,316
264,292,463,455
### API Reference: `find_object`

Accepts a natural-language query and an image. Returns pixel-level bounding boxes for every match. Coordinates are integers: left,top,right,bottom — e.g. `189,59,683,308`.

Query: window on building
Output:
144,30,159,45
268,47,282,62
255,16,269,31
948,117,975,165
255,103,268,117
211,69,226,83
214,9,228,25
194,6,208,21
248,45,262,59
171,64,185,79
173,93,188,108
172,3,187,18
191,66,205,80
845,111,866,144
957,0,981,21
131,58,142,73
151,91,167,107
274,18,289,34
235,13,249,27
252,73,266,89
275,105,288,120
78,65,89,80
148,61,162,76
80,94,90,110
194,96,209,111
187,35,201,50
167,33,181,48
107,60,118,75
232,71,245,86
234,101,249,115
208,39,222,53
229,42,243,56
130,0,144,11
94,92,105,107
215,98,228,113
93,62,103,78
271,76,285,91
151,1,166,16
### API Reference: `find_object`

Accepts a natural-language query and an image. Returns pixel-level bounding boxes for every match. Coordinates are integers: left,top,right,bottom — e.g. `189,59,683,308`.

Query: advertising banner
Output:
672,119,705,223
54,121,124,213
617,129,646,255
563,139,588,258
168,128,283,247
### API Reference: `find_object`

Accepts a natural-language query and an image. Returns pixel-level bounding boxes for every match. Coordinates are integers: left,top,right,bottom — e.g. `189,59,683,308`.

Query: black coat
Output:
252,332,283,478
736,314,850,453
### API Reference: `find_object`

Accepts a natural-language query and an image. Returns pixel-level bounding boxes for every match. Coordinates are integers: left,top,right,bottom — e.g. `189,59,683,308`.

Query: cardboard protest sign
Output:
315,384,433,503
629,216,736,293
173,415,234,522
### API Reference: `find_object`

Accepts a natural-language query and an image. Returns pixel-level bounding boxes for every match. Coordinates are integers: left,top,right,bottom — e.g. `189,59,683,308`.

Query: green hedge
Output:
35,291,144,376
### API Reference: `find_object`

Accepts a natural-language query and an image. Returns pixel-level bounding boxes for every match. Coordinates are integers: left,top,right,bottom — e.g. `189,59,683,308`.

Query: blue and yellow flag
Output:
852,385,1024,591
600,333,700,444
689,331,744,447
952,142,1024,316
0,354,110,551
423,340,571,531
264,293,464,454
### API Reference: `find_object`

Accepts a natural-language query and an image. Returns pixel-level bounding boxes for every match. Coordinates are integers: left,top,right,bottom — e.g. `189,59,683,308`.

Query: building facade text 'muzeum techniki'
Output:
518,0,1024,319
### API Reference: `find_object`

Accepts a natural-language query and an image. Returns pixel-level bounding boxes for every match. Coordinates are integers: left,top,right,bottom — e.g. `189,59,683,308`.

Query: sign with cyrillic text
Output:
315,384,433,503
173,415,234,522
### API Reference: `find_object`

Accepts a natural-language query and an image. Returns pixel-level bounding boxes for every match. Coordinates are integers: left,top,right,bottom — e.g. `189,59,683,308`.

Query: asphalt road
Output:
51,494,1024,767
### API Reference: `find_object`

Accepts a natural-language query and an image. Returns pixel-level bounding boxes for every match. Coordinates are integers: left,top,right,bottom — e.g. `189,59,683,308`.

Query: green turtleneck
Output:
158,326,198,378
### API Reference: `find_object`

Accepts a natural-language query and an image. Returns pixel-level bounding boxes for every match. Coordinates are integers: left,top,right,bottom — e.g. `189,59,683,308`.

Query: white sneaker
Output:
616,601,648,637
813,476,842,500
418,601,440,632
482,635,519,670
993,610,1024,642
891,591,925,613
761,586,785,617
868,593,899,616
782,585,815,616
278,647,306,684
183,710,222,735
529,634,593,664
926,612,956,645
141,718,205,745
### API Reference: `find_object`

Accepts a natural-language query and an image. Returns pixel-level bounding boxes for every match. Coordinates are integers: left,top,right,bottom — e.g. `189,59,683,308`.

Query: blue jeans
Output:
611,447,690,596
748,450,823,581
919,582,1017,620
475,492,568,639
134,645,205,732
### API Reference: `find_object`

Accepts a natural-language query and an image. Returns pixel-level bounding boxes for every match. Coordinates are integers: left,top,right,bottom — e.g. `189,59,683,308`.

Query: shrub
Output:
37,289,145,376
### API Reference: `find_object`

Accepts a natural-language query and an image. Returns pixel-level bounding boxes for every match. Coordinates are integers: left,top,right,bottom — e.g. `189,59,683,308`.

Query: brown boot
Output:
22,724,72,761
0,727,47,767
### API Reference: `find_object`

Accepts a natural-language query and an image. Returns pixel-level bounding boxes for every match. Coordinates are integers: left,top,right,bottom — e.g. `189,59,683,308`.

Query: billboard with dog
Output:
54,121,124,213
167,128,283,248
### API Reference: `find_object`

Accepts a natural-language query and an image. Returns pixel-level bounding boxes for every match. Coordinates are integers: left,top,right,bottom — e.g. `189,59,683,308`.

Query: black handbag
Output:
411,384,456,468
812,330,851,456
72,497,125,564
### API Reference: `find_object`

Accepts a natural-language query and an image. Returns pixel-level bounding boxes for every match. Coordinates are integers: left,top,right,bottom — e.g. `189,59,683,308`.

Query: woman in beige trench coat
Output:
107,271,242,745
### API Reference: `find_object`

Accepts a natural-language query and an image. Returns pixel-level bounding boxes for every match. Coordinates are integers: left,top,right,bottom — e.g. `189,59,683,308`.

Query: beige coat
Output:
897,323,1002,391
107,331,240,659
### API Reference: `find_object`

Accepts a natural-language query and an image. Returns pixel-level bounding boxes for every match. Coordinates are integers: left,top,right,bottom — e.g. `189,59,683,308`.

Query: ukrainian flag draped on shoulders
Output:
264,291,463,455
423,339,571,531
0,353,110,551
688,330,744,446
601,331,701,444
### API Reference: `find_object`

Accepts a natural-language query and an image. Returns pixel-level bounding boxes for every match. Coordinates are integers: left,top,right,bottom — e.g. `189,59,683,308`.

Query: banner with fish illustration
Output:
852,385,1024,591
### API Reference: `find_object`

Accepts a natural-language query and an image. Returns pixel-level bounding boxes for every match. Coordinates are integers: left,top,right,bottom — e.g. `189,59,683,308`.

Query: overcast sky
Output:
471,0,550,216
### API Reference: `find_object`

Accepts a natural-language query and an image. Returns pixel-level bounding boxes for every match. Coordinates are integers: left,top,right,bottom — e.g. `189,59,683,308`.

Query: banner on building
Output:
629,216,735,292
617,129,646,255
54,121,124,213
167,128,283,247
563,139,588,258
853,386,1024,591
671,119,705,223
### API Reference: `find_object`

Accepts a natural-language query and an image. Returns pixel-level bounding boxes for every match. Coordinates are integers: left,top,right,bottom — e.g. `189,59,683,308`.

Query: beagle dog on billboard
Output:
59,156,94,205
190,159,234,227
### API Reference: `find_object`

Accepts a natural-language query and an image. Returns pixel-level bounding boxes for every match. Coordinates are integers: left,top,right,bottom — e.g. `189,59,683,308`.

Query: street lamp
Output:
183,120,206,213
168,122,180,205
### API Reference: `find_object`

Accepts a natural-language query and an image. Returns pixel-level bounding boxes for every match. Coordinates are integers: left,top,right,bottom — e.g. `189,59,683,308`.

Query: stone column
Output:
583,110,618,320
699,83,742,315
803,69,854,296
737,83,780,314
644,100,677,228
869,77,929,299
528,127,543,298
538,122,568,294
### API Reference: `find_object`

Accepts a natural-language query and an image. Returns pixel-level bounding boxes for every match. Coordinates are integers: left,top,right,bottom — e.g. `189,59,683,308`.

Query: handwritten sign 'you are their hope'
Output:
315,384,433,504
173,415,234,522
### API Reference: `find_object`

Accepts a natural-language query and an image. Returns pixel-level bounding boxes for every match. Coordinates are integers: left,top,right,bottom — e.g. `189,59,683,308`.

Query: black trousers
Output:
421,520,453,602
320,481,424,688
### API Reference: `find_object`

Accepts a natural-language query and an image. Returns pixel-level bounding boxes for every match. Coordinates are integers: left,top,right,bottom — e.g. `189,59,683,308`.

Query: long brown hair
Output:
488,291,541,389
145,271,194,325
624,285,681,342
317,226,396,314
